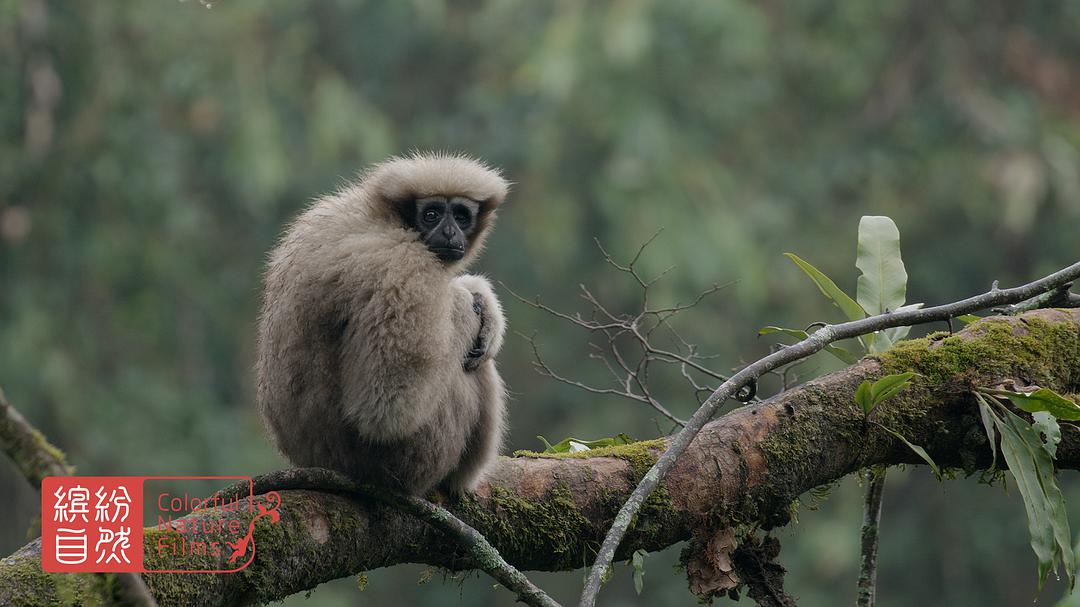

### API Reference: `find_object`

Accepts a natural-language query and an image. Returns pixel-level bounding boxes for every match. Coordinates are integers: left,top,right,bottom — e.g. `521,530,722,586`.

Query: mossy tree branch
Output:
207,468,561,607
0,389,159,607
580,261,1080,607
1,309,1079,606
0,387,74,483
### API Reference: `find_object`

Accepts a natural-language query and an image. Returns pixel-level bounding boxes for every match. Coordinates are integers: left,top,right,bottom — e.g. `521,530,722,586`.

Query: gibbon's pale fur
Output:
256,153,509,495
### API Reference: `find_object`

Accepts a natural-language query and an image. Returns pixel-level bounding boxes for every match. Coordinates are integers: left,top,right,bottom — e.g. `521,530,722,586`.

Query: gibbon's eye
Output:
453,208,472,228
422,208,441,224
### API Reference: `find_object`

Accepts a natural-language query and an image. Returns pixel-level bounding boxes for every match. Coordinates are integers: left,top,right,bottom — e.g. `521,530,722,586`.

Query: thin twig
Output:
208,468,561,607
1003,282,1079,315
856,468,887,607
501,239,744,424
577,284,624,325
0,388,159,607
632,327,738,386
522,332,687,426
578,260,1080,607
648,282,731,318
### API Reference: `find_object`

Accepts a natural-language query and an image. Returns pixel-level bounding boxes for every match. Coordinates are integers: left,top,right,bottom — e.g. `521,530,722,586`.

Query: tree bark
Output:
2,309,1078,606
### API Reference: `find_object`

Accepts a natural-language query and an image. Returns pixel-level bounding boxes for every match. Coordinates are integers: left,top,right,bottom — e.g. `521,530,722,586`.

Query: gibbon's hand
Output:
454,274,505,373
464,293,489,372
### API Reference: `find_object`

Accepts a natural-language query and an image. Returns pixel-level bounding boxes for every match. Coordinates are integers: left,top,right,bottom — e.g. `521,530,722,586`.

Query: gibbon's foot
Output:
464,292,488,371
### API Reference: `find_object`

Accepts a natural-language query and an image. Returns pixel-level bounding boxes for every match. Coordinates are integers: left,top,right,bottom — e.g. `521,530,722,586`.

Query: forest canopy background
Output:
2,1,1079,605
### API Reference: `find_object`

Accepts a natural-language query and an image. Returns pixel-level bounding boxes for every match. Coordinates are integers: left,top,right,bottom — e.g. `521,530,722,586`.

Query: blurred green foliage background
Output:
2,1,1079,605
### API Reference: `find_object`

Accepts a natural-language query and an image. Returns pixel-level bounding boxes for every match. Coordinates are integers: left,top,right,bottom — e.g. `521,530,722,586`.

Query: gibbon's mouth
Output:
433,247,465,262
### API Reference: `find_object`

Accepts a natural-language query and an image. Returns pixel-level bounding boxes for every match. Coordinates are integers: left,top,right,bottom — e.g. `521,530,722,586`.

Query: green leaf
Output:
857,372,917,417
867,329,894,354
855,380,873,415
955,314,981,325
883,303,924,343
784,253,866,322
979,397,1075,590
882,327,906,344
869,372,917,407
759,326,859,364
824,344,860,364
996,408,1057,587
855,216,908,316
859,332,876,354
758,326,808,340
975,393,999,472
878,425,941,479
1033,411,1062,459
538,433,634,453
631,549,647,595
873,381,913,407
985,387,1080,421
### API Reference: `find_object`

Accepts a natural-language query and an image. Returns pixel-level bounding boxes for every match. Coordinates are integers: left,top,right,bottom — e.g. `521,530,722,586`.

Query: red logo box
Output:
41,476,266,574
41,477,144,573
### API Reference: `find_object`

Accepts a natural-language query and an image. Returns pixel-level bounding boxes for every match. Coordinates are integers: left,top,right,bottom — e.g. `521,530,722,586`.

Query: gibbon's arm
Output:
338,248,483,440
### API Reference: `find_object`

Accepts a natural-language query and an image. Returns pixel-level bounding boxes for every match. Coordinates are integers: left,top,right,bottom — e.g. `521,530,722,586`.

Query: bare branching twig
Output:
1002,282,1079,315
503,231,745,429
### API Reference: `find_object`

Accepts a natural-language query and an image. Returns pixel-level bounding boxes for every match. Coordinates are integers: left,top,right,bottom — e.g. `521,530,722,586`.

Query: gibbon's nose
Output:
442,224,455,238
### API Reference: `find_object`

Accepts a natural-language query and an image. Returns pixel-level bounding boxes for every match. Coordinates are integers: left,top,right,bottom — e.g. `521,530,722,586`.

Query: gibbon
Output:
256,153,508,495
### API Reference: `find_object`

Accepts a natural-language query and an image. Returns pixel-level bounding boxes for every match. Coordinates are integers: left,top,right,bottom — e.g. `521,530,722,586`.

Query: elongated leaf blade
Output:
824,345,860,364
855,380,873,415
758,326,809,340
883,326,909,344
993,402,1074,589
988,388,1080,422
992,408,1056,586
857,332,875,354
872,381,913,408
632,549,646,595
761,326,860,364
855,216,907,316
868,329,894,354
1032,411,1061,459
975,393,999,471
880,425,941,479
883,303,924,343
538,433,634,453
784,253,866,322
869,372,917,405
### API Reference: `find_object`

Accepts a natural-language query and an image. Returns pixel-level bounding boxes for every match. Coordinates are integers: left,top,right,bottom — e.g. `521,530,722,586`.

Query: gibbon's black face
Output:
408,195,481,262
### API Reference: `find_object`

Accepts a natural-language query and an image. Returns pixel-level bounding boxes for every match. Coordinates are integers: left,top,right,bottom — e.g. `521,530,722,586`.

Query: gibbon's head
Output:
361,152,509,268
